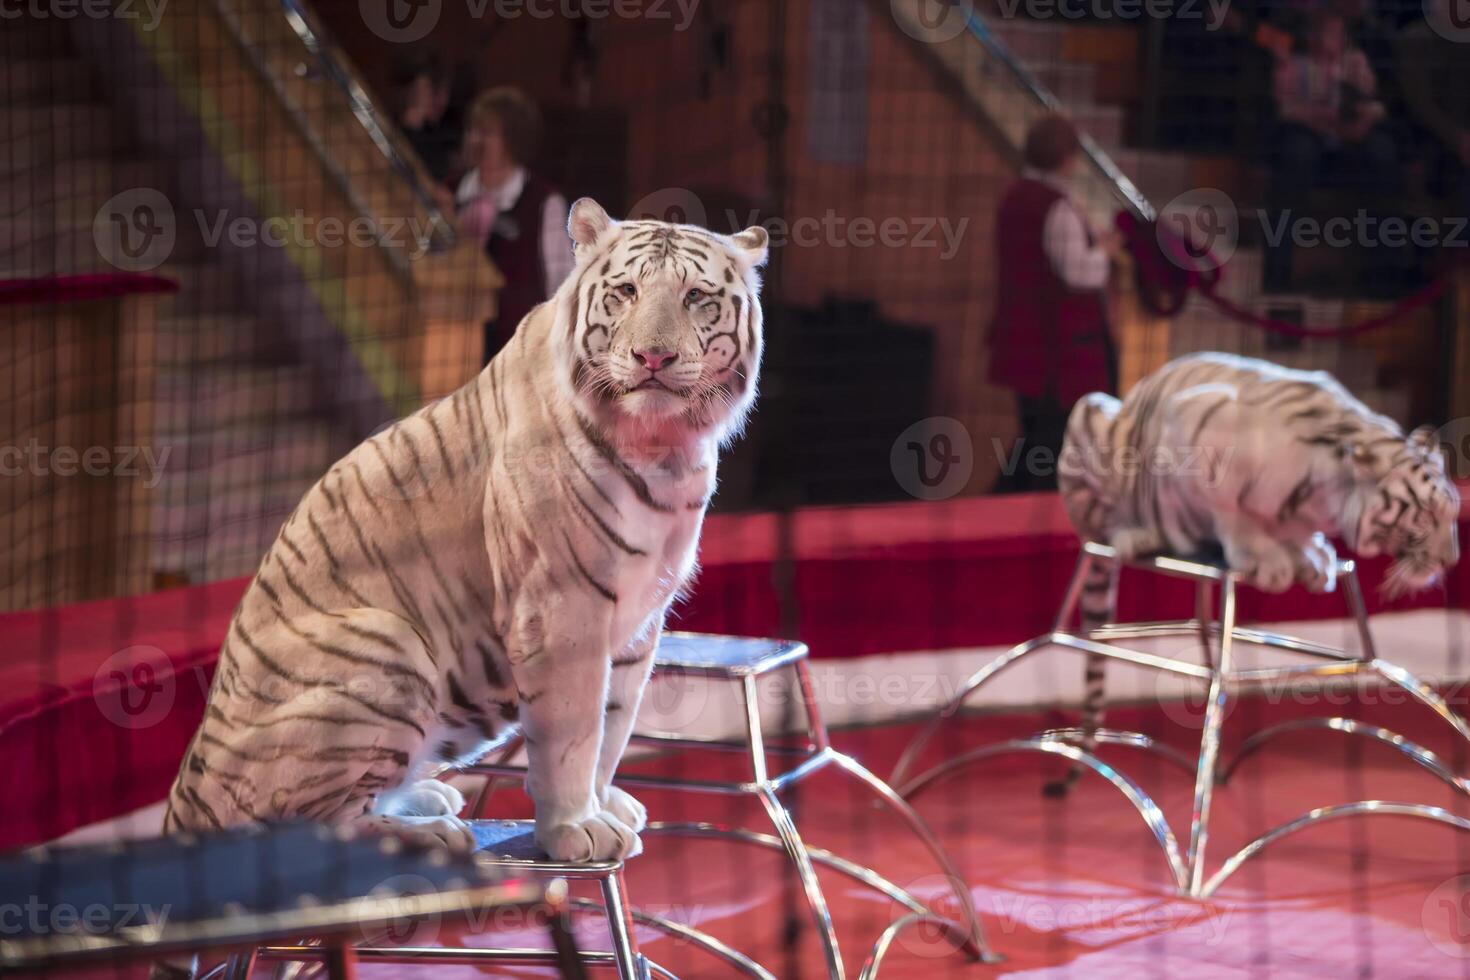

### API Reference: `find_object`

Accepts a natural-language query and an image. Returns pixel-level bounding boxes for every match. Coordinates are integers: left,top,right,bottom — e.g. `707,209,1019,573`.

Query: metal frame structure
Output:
467,631,1002,979
891,541,1470,899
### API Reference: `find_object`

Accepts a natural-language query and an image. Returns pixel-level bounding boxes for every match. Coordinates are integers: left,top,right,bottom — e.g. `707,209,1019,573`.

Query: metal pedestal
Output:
468,632,1001,978
891,541,1470,899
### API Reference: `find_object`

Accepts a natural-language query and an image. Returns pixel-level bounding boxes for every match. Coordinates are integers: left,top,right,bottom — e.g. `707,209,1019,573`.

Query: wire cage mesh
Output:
3,0,1470,977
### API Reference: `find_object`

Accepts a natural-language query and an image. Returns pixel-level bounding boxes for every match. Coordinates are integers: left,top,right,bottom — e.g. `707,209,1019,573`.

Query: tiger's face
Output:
556,198,768,446
1354,426,1461,596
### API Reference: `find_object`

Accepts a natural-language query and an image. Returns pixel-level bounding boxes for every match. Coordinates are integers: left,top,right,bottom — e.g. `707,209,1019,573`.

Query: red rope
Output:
0,273,179,307
1118,212,1454,339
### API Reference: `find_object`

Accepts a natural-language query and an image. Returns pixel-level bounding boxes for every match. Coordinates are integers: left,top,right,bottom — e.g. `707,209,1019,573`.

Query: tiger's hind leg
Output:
1044,556,1120,797
1059,392,1123,542
171,607,472,851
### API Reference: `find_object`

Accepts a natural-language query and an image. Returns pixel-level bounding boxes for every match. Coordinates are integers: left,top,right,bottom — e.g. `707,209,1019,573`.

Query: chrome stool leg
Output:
1186,577,1235,896
600,869,648,980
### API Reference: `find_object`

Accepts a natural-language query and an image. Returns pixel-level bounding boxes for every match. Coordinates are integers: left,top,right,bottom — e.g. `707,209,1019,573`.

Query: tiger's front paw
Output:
393,778,466,817
355,814,477,854
601,786,647,833
1241,547,1296,593
537,811,641,862
1110,526,1164,561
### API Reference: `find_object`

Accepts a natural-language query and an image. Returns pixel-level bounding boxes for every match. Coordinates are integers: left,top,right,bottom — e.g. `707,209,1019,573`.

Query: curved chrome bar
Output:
899,738,1189,892
755,787,846,980
1199,801,1470,898
645,822,927,915
890,633,1059,790
1219,716,1470,792
1368,659,1470,747
856,913,977,980
828,752,999,964
567,898,775,980
1039,727,1199,774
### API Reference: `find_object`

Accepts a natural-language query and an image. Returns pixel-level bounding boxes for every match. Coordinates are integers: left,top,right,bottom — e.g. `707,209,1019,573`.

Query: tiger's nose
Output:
633,348,678,372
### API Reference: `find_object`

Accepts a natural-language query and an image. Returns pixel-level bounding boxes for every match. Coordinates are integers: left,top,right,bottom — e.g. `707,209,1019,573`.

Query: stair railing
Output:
888,0,1155,225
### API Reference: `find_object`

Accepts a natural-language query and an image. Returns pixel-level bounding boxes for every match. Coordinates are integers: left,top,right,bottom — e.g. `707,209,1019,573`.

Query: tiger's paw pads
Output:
1110,527,1163,561
537,812,641,862
601,786,647,833
1242,549,1296,593
357,814,477,855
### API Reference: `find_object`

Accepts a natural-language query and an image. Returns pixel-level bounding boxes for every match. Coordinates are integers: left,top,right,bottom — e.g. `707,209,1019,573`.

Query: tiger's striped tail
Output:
1043,555,1119,797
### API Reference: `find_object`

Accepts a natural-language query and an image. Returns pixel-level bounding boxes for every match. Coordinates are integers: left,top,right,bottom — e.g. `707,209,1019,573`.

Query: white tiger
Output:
1052,352,1460,790
162,199,769,862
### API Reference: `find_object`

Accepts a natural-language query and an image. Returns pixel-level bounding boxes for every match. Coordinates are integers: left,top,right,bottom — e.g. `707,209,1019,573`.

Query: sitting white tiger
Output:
1052,352,1459,791
162,200,769,863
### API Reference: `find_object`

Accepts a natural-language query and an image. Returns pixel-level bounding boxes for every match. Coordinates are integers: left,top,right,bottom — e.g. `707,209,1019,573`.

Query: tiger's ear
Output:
568,198,612,250
731,225,769,268
1342,439,1388,480
1409,425,1437,451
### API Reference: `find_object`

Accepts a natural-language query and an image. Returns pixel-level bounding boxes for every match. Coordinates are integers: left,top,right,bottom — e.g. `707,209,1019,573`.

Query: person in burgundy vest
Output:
455,88,573,365
988,114,1122,492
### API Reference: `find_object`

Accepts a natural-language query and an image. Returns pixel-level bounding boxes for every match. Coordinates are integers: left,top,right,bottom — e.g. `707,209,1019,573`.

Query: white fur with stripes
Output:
1049,352,1459,786
161,200,769,863
1061,351,1459,597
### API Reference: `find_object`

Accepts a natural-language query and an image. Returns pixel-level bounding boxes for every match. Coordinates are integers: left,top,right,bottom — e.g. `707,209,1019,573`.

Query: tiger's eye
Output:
618,283,637,298
686,288,704,304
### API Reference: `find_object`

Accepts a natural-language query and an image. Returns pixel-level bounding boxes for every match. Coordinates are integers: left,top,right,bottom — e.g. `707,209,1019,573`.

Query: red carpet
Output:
27,695,1470,978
